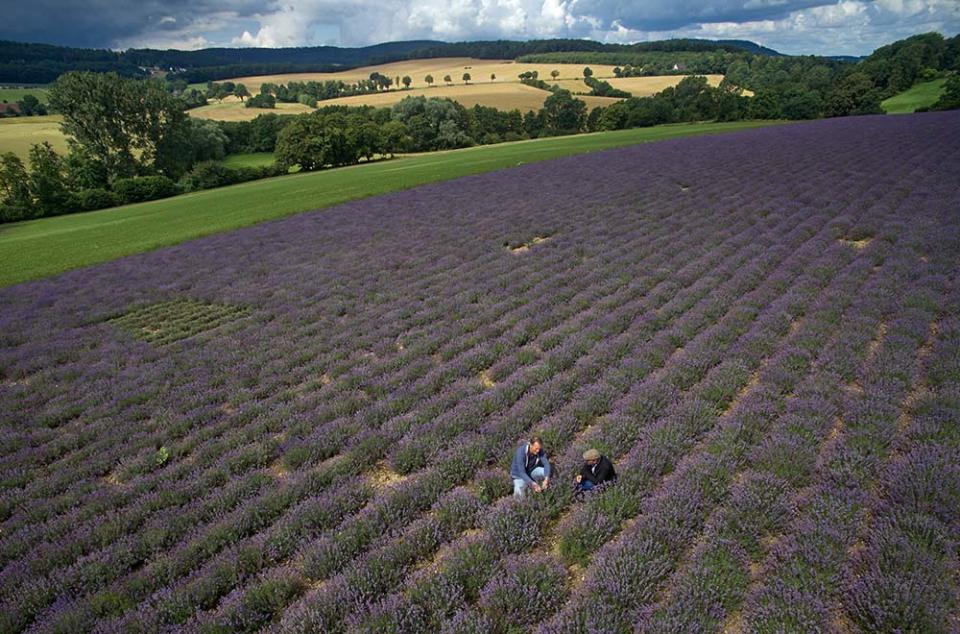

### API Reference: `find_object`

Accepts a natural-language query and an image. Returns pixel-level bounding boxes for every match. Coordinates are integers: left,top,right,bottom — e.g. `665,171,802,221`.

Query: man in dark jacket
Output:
575,448,616,492
510,436,551,497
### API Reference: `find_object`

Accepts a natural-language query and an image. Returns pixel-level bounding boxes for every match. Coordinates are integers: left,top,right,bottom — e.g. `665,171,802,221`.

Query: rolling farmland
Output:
1,112,959,633
222,58,622,94
194,59,723,120
0,115,67,161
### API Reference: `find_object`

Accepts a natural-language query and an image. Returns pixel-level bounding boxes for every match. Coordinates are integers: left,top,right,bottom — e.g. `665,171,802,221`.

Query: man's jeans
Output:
513,466,546,497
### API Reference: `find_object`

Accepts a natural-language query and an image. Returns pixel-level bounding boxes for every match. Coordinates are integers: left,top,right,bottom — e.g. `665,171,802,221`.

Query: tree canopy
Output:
49,71,193,181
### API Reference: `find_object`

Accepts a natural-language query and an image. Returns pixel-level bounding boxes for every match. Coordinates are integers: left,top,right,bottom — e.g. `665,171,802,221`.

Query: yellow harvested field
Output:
224,58,622,93
606,75,725,97
189,100,315,121
314,82,622,113
0,115,68,160
203,62,736,119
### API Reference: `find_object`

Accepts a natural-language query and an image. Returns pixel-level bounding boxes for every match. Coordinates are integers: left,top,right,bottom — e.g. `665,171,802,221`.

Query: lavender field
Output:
2,112,959,633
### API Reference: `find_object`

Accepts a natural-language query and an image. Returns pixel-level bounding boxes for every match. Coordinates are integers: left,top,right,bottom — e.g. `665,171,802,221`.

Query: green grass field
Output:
881,78,946,114
0,120,782,288
0,86,51,104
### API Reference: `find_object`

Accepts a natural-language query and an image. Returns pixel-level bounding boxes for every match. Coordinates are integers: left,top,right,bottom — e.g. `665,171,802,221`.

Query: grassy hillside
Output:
0,86,50,103
881,77,947,113
1,120,779,287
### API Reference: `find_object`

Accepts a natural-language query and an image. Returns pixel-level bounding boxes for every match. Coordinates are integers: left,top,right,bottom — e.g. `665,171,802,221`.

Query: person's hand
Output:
542,478,550,489
531,482,542,493
575,475,582,483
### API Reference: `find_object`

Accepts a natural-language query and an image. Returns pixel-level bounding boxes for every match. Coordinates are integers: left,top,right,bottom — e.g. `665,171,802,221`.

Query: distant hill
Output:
714,40,782,56
0,37,781,84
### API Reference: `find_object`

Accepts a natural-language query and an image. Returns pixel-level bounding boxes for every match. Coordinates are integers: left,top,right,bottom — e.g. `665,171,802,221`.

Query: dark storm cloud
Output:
573,0,838,32
0,0,264,48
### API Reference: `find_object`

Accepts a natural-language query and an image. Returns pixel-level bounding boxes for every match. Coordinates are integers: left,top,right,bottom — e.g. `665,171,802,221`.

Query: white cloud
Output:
233,3,312,46
102,0,958,56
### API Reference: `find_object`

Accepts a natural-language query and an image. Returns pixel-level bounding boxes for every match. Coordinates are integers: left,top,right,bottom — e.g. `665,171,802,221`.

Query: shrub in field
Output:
477,554,568,633
69,188,120,212
484,496,548,555
440,609,494,634
112,175,178,204
636,538,749,632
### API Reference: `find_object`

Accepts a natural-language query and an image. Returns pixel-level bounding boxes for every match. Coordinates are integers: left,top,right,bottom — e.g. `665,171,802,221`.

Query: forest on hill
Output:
0,38,779,84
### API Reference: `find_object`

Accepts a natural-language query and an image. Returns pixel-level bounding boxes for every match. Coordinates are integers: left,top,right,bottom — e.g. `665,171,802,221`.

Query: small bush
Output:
69,188,120,212
478,554,568,632
113,175,178,204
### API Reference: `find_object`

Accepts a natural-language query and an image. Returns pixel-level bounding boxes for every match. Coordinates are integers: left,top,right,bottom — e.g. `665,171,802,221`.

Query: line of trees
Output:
0,93,47,117
0,72,284,222
521,50,743,76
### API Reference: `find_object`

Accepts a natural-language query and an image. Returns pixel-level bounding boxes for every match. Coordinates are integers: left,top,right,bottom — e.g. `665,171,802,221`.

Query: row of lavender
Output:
1,112,959,632
101,162,810,631
3,132,790,630
3,177,760,628
336,194,892,633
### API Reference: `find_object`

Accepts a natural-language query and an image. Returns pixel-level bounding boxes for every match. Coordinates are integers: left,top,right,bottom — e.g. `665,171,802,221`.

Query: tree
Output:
369,72,392,91
824,71,882,117
63,146,109,191
381,120,410,156
930,74,960,110
0,152,33,221
551,69,560,80
780,86,823,120
463,73,471,84
402,76,412,89
49,71,193,181
749,90,782,119
391,96,472,151
347,119,384,162
187,119,229,162
246,93,277,108
425,74,434,87
276,112,358,171
444,75,452,85
583,67,593,78
233,83,250,102
28,142,70,216
542,89,587,135
180,88,208,109
16,94,47,116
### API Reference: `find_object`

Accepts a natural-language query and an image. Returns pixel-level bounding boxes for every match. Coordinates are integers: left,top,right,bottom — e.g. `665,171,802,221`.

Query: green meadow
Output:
881,78,947,113
1,120,781,288
0,86,51,103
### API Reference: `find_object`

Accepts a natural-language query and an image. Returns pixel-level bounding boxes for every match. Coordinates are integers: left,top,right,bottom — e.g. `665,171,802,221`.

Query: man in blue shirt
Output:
510,436,551,497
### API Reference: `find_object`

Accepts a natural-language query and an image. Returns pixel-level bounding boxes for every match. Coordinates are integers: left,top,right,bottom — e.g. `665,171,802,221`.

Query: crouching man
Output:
575,448,616,492
511,436,551,497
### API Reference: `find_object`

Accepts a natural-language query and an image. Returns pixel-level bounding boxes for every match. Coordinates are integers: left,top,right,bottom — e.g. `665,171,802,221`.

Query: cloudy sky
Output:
2,0,958,56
